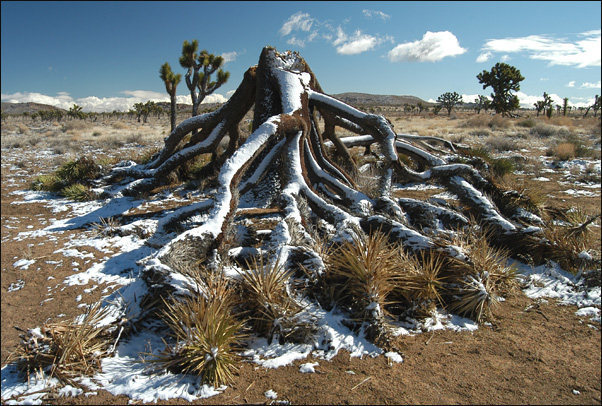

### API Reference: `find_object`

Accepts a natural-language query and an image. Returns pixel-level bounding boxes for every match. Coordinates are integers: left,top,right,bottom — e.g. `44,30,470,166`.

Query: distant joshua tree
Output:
562,97,569,116
437,91,463,116
68,104,85,120
179,40,230,118
474,95,490,114
534,92,553,118
477,63,524,117
160,62,182,132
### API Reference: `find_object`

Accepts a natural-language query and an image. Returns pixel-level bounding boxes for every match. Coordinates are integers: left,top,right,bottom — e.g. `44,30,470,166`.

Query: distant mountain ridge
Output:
330,92,434,107
1,102,66,115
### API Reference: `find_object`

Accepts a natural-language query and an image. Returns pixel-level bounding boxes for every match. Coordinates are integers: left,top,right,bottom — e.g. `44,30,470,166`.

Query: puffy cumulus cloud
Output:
460,93,491,104
476,52,492,63
333,27,393,55
362,9,390,20
581,80,601,89
1,90,229,113
388,31,467,63
566,81,576,87
221,51,238,63
279,11,314,36
480,30,601,68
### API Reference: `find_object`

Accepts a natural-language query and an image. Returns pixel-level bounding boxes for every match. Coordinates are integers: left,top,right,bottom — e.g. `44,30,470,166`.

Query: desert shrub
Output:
125,133,143,145
516,118,536,128
32,157,100,201
469,129,491,137
459,115,490,128
485,135,518,152
488,115,511,130
111,121,130,130
553,143,576,161
491,158,515,178
530,124,570,138
63,121,88,132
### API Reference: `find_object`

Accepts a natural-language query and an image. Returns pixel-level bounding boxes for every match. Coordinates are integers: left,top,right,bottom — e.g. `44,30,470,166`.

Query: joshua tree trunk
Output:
103,47,561,342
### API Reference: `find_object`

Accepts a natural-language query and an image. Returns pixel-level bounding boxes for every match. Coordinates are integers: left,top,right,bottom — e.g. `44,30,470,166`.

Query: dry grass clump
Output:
485,135,519,152
7,302,114,386
152,288,246,386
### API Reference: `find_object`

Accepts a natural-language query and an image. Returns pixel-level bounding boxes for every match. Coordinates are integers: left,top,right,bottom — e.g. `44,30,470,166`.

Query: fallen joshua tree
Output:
87,46,595,382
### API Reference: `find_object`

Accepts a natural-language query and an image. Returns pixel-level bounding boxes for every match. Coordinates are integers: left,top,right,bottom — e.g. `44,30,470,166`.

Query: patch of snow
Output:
265,389,278,399
299,362,319,373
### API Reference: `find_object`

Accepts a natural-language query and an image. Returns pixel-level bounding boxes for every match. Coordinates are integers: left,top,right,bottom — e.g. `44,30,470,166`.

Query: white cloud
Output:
287,36,306,48
221,51,238,63
332,27,393,55
362,9,390,20
476,52,492,63
1,90,229,113
335,31,378,55
580,80,601,89
279,12,313,36
388,31,467,63
567,81,576,87
480,30,601,68
500,55,511,62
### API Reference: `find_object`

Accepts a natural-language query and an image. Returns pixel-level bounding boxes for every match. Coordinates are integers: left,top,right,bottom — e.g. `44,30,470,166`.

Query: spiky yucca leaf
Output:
155,294,245,387
9,302,113,385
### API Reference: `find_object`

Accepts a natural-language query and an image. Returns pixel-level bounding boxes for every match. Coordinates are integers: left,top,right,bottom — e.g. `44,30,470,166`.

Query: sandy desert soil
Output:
1,111,600,404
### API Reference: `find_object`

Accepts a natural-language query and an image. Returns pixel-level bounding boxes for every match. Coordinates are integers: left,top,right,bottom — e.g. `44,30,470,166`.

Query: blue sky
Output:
1,1,600,112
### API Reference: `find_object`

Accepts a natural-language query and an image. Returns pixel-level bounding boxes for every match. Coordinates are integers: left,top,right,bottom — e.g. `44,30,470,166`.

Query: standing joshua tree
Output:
437,92,463,116
477,63,524,117
474,95,490,115
179,40,230,117
160,62,182,132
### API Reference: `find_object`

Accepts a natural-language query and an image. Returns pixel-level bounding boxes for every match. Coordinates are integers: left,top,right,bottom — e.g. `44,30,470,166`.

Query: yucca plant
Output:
394,249,448,317
450,271,499,323
153,294,246,387
325,230,398,341
55,156,99,184
31,174,64,193
91,216,120,237
8,302,113,386
237,256,307,343
60,183,95,202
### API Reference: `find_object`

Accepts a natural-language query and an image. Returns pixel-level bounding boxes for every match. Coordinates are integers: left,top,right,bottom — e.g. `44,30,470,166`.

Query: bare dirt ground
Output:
1,111,600,404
